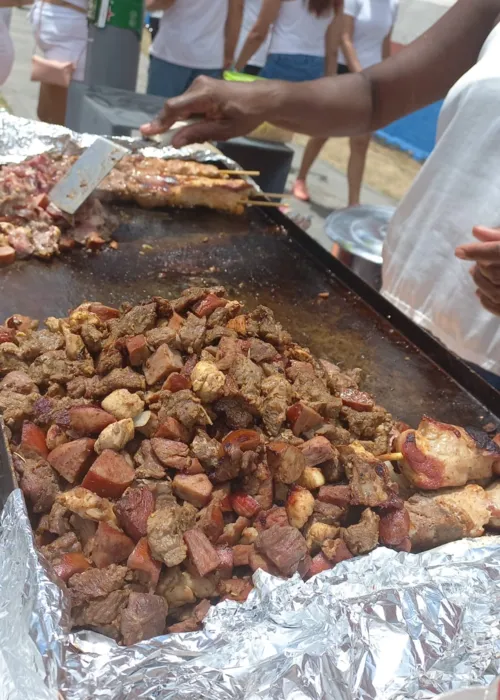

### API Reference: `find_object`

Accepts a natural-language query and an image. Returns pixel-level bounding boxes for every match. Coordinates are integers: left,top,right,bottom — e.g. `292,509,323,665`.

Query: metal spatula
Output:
49,137,129,215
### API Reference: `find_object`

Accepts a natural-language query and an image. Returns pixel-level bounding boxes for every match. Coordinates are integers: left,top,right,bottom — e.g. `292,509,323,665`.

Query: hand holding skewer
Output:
456,226,500,316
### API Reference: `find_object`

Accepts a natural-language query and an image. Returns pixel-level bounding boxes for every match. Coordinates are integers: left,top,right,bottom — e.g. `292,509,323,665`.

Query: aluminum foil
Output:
0,111,245,172
3,488,500,700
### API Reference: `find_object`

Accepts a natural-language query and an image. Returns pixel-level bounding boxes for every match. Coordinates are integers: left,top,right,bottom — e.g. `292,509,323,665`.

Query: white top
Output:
151,0,228,70
338,0,398,69
235,0,271,68
268,0,333,57
0,8,13,87
382,23,500,374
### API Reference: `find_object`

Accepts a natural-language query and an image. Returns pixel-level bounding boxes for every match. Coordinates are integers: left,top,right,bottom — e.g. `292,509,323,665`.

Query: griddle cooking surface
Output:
0,206,496,428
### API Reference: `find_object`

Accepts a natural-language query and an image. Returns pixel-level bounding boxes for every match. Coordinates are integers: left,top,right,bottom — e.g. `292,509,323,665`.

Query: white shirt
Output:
338,0,398,69
382,23,500,375
0,8,13,87
235,0,271,68
151,0,228,70
268,0,333,57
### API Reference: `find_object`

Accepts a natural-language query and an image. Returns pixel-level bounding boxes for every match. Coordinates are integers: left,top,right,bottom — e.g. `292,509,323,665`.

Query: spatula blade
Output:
49,137,128,215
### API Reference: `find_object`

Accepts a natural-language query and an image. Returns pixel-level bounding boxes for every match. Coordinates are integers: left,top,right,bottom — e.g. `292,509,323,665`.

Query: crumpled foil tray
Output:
1,112,500,700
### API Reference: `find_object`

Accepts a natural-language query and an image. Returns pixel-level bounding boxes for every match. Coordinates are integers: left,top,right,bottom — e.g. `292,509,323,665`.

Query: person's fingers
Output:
141,79,218,136
472,225,500,243
476,290,500,316
171,120,238,147
455,239,500,262
471,265,500,303
477,262,500,285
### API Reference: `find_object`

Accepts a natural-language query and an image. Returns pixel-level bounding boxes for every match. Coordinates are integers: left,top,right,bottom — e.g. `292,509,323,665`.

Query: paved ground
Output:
1,1,453,249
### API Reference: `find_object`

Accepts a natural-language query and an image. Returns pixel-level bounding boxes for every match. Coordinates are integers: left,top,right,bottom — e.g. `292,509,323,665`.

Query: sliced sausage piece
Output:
196,502,224,543
184,529,220,577
267,441,306,484
154,417,189,442
115,487,155,542
91,521,135,568
126,334,150,366
173,473,213,508
69,406,116,436
230,492,261,519
127,537,162,590
287,402,323,436
192,294,227,318
0,245,15,266
306,552,333,579
81,449,135,499
52,552,91,582
144,344,183,386
47,438,96,483
300,436,335,467
20,421,48,458
162,372,191,392
340,388,374,412
88,303,120,321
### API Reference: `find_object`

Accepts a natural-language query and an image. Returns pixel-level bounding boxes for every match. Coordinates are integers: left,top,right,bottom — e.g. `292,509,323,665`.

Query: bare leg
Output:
293,136,328,201
347,133,371,207
37,83,68,126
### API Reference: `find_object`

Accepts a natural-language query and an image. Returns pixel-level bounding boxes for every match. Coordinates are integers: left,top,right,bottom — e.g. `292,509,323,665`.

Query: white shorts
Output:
30,2,88,82
0,10,14,86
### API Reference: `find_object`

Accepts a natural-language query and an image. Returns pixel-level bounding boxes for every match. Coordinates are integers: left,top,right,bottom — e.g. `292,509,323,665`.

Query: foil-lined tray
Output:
1,112,500,700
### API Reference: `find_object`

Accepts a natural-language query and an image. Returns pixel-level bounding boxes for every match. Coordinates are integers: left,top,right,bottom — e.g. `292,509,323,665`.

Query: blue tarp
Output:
375,100,443,162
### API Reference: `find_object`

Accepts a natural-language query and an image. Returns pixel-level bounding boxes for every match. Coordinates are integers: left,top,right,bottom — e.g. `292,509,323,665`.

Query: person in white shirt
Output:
235,0,341,82
0,7,14,87
293,0,398,205
234,0,271,75
146,0,243,99
141,0,500,388
30,0,88,125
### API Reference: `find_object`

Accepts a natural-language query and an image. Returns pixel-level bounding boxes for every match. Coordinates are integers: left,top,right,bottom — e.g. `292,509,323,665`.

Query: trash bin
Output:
324,204,396,290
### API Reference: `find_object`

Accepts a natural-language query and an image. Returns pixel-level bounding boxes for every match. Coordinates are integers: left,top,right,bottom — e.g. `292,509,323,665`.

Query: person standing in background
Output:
235,0,342,83
234,0,271,76
293,0,398,204
30,0,88,125
146,0,243,100
0,6,14,87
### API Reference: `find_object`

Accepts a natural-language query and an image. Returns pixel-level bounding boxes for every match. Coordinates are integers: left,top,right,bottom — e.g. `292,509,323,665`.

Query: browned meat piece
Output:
19,420,48,458
52,552,91,582
0,325,16,344
46,425,67,451
144,344,183,386
212,397,254,430
245,305,291,346
163,372,191,393
73,589,129,640
80,322,106,354
300,436,335,467
41,531,81,563
342,443,398,508
126,334,150,366
108,302,157,342
339,388,375,412
85,367,146,399
306,552,333,578
151,438,202,473
145,326,177,351
227,355,263,409
192,293,227,318
395,416,500,490
340,405,388,439
379,508,411,551
215,335,244,372
318,485,351,508
91,522,135,568
256,525,310,577
286,401,323,437
287,361,341,418
82,449,135,499
134,439,166,479
158,389,210,430
406,484,490,551
232,543,254,566
312,500,345,525
304,521,339,553
215,544,233,578
40,501,70,536
127,538,162,590
172,286,226,314
261,374,291,437
70,514,97,551
0,369,36,394
58,487,118,525
0,342,28,375
230,491,261,518
115,487,155,541
20,459,59,514
147,502,197,567
173,473,213,507
29,350,94,387
120,592,167,645
254,506,289,531
197,501,224,543
0,389,39,429
321,538,353,564
47,438,95,483
217,516,250,546
155,416,189,443
184,528,220,577
217,577,253,602
17,329,64,362
190,430,222,470
178,313,206,354
68,564,128,607
166,598,211,634
95,346,123,375
342,508,380,555
315,422,351,447
69,406,116,437
267,441,305,484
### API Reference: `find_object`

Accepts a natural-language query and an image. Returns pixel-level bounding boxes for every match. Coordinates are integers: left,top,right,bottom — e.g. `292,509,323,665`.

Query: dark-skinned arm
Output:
141,0,500,144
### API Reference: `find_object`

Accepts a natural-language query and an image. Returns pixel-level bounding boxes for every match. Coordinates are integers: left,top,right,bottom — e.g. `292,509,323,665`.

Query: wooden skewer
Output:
219,169,261,176
244,200,284,207
378,452,403,462
254,193,292,199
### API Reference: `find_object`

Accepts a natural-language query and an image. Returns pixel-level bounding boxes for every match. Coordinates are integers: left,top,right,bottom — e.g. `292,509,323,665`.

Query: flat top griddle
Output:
0,204,498,430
